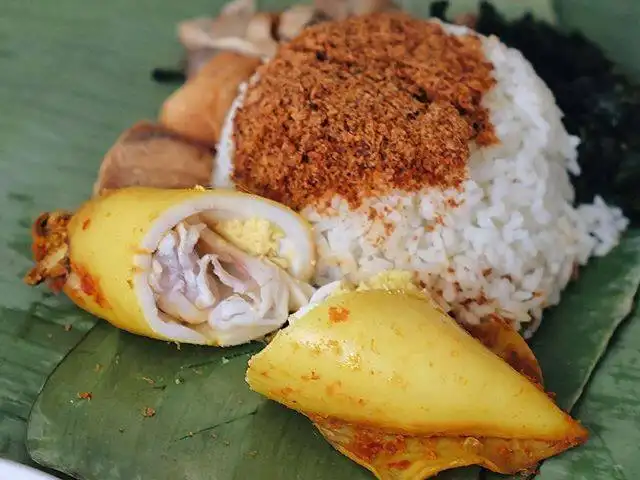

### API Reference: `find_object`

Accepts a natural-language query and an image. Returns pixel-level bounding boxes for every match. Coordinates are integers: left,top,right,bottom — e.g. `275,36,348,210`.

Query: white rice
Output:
213,22,628,334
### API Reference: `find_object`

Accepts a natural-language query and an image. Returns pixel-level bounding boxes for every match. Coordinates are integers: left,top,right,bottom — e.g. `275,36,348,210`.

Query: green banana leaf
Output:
0,0,217,469
538,298,640,480
27,324,476,480
25,230,640,480
486,230,640,480
2,0,640,479
0,0,214,466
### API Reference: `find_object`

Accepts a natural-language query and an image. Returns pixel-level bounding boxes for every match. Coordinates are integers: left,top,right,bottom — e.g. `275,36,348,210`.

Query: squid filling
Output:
148,213,312,343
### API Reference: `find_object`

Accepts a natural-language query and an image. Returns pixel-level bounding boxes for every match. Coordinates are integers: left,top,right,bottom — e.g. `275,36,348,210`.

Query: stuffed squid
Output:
25,187,316,346
246,289,588,479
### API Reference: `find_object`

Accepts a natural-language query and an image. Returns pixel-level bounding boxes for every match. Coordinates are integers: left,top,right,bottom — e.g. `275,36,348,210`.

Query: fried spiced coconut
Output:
232,12,497,210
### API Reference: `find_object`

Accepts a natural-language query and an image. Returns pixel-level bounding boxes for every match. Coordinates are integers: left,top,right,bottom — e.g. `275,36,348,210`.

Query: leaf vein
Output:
175,408,259,441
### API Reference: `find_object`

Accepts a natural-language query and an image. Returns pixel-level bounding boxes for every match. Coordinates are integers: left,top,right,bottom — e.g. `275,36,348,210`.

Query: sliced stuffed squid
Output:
25,187,316,346
246,289,588,479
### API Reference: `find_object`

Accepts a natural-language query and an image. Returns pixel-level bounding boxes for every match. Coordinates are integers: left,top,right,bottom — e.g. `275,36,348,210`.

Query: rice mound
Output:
214,17,627,334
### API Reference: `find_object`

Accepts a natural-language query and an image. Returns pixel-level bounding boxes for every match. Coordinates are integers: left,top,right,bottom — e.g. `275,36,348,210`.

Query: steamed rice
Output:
213,20,628,334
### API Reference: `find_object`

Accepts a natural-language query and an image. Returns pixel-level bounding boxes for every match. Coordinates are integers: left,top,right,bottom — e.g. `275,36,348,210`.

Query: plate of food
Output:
3,0,640,479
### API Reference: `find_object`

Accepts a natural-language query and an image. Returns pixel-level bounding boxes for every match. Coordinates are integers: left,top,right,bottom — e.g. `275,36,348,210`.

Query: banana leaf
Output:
26,322,480,480
538,298,640,480
0,0,217,467
486,230,640,480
